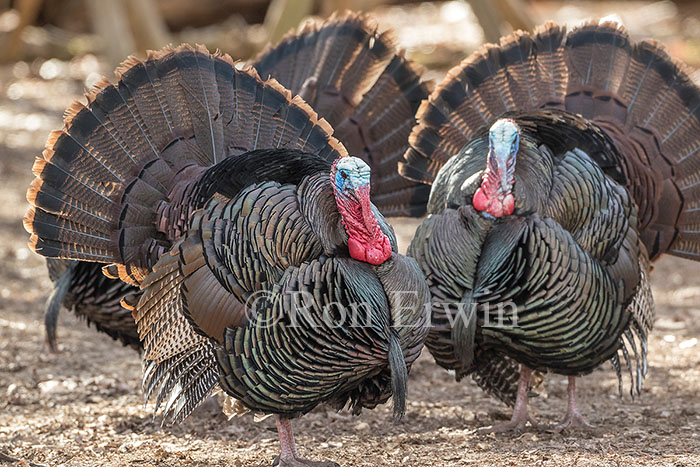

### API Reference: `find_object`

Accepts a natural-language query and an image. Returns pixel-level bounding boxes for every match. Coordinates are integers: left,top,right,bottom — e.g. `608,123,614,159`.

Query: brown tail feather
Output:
334,54,433,216
254,11,395,125
564,25,700,261
25,44,348,283
253,11,433,216
564,22,631,96
135,244,219,423
403,20,700,261
400,22,568,185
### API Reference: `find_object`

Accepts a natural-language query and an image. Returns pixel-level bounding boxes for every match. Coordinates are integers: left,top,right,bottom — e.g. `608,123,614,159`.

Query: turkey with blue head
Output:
401,21,700,431
24,12,432,465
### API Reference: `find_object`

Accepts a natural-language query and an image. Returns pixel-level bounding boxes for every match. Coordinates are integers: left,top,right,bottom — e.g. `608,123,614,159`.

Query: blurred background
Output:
2,0,700,86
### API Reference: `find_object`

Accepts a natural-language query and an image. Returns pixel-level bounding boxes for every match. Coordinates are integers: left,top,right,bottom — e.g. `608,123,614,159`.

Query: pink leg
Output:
273,416,339,467
479,365,537,433
276,417,299,459
554,376,593,431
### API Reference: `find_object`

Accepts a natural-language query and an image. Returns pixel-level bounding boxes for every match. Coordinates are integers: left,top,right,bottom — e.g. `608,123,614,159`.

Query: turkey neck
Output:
335,186,380,241
481,153,514,199
332,185,391,265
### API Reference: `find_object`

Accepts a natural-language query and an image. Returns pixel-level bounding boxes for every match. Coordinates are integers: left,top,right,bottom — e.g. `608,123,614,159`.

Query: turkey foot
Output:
552,376,593,431
273,417,340,467
478,365,537,434
478,413,538,434
553,411,593,431
273,455,340,467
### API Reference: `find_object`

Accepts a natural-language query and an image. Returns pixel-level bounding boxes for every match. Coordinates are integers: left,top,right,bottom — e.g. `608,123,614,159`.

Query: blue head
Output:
473,119,520,217
488,118,520,176
332,156,371,198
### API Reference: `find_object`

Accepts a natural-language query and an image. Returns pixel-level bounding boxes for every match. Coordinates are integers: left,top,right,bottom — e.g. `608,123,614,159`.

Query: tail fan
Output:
400,23,567,184
25,44,347,284
254,11,433,216
402,20,700,262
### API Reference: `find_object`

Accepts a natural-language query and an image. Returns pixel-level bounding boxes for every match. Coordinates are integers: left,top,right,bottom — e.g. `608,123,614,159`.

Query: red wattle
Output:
348,232,392,265
502,193,515,216
348,237,367,262
474,185,516,218
365,234,392,265
488,199,504,217
332,168,393,266
473,187,490,211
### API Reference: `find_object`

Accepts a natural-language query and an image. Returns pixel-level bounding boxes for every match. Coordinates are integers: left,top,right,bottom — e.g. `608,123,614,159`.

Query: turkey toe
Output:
552,412,594,432
477,414,537,434
274,456,340,467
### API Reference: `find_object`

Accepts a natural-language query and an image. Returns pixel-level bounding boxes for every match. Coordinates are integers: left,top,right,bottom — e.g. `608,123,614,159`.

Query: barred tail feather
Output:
401,22,567,185
254,11,396,125
253,11,432,216
336,54,433,216
25,44,348,283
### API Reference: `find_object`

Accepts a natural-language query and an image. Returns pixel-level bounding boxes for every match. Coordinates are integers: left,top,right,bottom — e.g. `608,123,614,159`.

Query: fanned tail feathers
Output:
25,43,347,282
402,20,700,261
400,23,567,184
254,11,433,216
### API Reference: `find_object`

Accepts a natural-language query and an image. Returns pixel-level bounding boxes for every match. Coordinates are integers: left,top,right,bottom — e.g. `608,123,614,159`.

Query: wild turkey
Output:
24,12,431,465
401,21,700,431
44,258,140,352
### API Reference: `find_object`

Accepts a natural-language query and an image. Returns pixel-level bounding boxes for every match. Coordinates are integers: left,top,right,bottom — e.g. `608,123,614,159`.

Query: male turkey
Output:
25,12,431,466
43,258,140,352
402,21,700,431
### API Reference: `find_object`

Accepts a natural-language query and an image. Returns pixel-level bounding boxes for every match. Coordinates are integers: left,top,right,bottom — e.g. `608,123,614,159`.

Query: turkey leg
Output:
273,416,339,467
553,376,593,430
478,365,537,433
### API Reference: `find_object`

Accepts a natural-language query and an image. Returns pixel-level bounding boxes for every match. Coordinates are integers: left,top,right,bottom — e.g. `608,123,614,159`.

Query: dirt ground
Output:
1,2,700,466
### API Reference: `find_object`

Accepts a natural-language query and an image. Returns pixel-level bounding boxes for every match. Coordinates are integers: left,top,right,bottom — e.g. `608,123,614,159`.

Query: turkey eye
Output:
340,171,348,179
